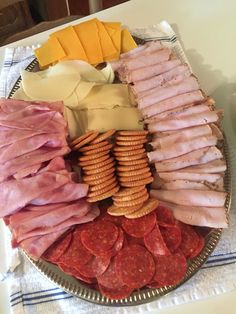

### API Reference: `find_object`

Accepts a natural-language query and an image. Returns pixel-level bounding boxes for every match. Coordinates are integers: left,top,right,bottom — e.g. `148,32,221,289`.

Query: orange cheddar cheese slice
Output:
74,19,103,64
50,26,88,62
95,19,117,60
103,21,121,60
34,37,66,67
121,28,137,53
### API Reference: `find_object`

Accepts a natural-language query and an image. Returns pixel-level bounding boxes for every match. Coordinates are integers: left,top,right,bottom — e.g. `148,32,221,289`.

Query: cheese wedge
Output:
95,19,117,60
121,28,137,53
103,21,121,57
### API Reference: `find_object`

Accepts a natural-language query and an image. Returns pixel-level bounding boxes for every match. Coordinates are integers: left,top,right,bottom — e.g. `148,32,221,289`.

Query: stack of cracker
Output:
107,130,158,218
71,130,119,202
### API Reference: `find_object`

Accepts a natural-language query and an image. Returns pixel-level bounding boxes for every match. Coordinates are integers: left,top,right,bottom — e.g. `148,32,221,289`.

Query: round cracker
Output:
118,158,149,166
118,172,152,183
88,181,118,198
78,154,110,166
84,161,115,175
87,185,120,202
83,144,112,155
118,167,150,177
72,131,99,149
113,188,148,202
117,163,149,172
79,150,110,162
83,167,115,182
91,129,116,144
117,130,148,136
121,176,154,187
113,144,143,152
113,186,145,197
84,173,115,186
89,176,117,192
116,135,146,142
82,157,114,170
107,204,142,216
125,198,159,218
78,140,110,152
114,192,149,207
114,148,145,157
70,131,95,146
116,153,146,162
116,139,147,146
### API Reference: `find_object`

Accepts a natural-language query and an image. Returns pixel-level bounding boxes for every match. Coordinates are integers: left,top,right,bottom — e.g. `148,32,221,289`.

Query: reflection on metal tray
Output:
8,57,232,307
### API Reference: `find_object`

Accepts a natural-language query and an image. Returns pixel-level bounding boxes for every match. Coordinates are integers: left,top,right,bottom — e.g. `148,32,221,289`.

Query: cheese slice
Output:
121,28,137,53
50,26,88,62
73,19,104,64
34,37,66,67
95,18,117,60
103,22,121,60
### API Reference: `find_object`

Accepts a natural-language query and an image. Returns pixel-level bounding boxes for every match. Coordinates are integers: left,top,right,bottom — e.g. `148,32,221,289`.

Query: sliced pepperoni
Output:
99,284,133,300
153,252,187,286
121,212,156,238
81,221,119,255
58,263,95,284
75,254,110,278
156,205,175,227
160,224,182,253
115,244,155,289
178,223,199,259
126,234,145,246
42,232,72,263
144,224,170,256
97,258,123,289
189,234,205,259
58,230,93,267
101,228,124,258
100,212,124,226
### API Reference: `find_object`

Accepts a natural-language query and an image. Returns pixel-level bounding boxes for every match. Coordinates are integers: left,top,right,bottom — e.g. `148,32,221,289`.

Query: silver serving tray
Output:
8,58,232,306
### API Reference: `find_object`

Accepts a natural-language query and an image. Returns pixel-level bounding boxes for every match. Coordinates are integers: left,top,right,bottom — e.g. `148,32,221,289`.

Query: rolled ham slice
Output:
122,59,181,83
141,90,204,118
159,201,228,228
160,178,224,191
155,146,223,171
178,159,227,173
148,135,217,162
132,64,191,95
121,41,163,59
148,110,222,133
158,171,223,183
138,76,199,109
151,125,213,149
150,189,227,207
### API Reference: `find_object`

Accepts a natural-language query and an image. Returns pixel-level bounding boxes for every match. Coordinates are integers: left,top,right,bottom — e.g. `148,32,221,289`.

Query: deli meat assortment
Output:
0,20,229,301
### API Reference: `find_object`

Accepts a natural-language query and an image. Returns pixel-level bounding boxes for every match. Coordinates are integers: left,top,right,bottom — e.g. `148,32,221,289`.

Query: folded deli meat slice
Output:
158,201,228,228
148,135,217,162
178,159,226,173
154,147,223,172
157,171,223,183
150,189,227,207
160,178,224,191
141,91,204,118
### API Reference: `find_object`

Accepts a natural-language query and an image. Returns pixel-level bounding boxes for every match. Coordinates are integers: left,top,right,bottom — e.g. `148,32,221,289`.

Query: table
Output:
1,0,236,313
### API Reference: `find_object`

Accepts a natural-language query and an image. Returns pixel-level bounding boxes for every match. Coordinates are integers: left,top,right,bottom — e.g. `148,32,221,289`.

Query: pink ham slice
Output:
160,178,224,191
122,59,181,83
151,125,213,149
148,110,222,133
141,90,204,118
157,171,223,183
0,133,67,163
179,159,227,173
30,182,88,205
13,163,43,179
132,64,191,95
0,146,70,182
123,48,171,71
138,76,199,109
0,129,47,148
148,135,217,162
150,189,227,207
121,41,163,59
154,147,223,171
0,171,70,217
158,201,228,228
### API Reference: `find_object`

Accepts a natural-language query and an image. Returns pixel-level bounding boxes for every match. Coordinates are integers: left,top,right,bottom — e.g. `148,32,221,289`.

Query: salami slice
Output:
178,223,199,258
76,254,110,278
156,205,175,227
160,224,182,253
42,232,72,263
97,258,123,289
152,252,187,286
58,263,95,284
126,234,145,246
100,212,123,226
144,224,171,256
121,212,156,238
99,284,133,300
115,244,155,289
58,230,93,267
81,221,119,255
189,234,205,259
101,228,124,258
